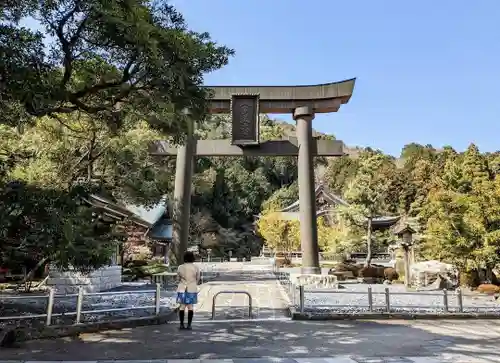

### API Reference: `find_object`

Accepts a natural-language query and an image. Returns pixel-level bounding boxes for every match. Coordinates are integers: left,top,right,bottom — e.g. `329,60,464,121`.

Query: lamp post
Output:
394,224,416,288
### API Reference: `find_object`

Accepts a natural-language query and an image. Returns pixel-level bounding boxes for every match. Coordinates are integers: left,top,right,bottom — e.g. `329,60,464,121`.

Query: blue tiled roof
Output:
149,220,173,240
124,199,167,225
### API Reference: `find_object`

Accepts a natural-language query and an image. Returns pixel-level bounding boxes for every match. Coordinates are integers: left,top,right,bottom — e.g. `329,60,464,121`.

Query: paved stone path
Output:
0,357,485,363
1,320,500,362
195,265,290,321
1,264,500,362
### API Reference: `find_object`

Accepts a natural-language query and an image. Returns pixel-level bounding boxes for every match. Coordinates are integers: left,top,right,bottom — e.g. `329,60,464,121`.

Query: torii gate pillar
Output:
294,106,320,274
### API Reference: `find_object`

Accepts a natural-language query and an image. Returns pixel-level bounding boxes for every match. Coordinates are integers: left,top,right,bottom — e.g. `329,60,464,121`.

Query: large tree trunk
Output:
365,217,373,267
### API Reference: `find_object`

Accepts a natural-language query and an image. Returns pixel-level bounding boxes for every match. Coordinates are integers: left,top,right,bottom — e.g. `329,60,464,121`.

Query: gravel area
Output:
0,282,176,329
301,282,500,314
0,266,220,330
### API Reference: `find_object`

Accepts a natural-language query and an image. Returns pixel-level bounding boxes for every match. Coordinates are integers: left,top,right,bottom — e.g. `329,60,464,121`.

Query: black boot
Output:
187,310,194,330
179,310,185,329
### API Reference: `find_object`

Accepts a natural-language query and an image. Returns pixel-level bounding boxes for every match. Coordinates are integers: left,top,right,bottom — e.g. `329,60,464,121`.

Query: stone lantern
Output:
394,224,416,287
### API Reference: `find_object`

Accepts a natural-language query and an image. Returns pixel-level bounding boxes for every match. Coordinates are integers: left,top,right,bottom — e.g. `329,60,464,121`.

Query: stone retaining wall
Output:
47,265,122,294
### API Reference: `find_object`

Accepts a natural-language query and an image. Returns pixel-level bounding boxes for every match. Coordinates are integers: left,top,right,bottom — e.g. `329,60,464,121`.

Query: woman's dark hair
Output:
183,251,195,263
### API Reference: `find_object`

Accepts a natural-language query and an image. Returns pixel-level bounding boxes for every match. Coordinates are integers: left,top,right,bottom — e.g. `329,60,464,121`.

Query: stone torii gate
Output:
152,79,355,274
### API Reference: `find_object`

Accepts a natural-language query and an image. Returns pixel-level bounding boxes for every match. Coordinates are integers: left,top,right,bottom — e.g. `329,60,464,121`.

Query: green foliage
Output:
0,1,233,274
2,2,500,275
256,210,300,253
421,151,500,270
1,0,233,134
344,153,394,217
0,114,173,206
0,181,116,273
325,156,359,195
261,182,298,210
122,258,169,281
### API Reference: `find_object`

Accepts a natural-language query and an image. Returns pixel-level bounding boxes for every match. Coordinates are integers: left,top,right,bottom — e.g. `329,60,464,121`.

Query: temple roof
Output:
280,184,348,212
86,195,172,241
276,184,401,227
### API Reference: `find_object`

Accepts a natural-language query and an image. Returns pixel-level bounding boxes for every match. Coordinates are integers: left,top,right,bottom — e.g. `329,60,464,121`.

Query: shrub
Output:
360,265,387,279
275,256,292,268
122,258,168,281
460,270,480,288
334,262,361,277
125,259,148,268
359,266,378,278
476,284,500,295
124,244,153,262
384,267,399,282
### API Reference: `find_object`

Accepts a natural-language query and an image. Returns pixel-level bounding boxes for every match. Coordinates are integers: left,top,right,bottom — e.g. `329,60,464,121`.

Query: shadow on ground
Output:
1,319,500,361
195,306,289,321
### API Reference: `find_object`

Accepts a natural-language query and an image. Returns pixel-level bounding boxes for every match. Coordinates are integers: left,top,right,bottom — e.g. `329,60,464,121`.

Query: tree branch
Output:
56,1,84,88
70,55,139,99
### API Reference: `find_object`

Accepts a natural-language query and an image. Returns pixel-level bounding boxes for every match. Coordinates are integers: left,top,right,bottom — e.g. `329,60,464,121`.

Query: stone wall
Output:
46,265,122,294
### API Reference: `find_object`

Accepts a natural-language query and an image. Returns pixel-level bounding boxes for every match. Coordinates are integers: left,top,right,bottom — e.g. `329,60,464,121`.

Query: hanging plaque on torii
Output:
230,94,260,146
151,79,356,274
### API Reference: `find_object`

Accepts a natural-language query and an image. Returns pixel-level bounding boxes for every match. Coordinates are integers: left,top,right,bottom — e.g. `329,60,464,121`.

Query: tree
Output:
420,145,500,276
261,182,298,211
344,153,394,266
461,143,491,192
324,156,359,195
0,181,119,285
0,106,177,276
317,216,337,251
256,210,300,254
0,114,173,206
422,189,479,269
1,0,233,133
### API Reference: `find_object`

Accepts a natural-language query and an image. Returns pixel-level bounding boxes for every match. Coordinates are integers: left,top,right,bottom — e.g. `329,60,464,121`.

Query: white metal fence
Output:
0,284,167,326
274,269,500,314
0,267,219,327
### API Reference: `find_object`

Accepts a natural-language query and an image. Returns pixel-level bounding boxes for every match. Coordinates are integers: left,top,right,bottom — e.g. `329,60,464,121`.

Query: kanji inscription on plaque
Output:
231,94,260,145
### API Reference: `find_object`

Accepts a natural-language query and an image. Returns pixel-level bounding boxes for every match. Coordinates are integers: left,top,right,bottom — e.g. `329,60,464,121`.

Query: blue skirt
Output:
176,291,198,305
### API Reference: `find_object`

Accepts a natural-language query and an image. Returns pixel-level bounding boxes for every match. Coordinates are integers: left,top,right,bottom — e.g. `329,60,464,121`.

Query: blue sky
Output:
172,0,500,156
20,1,499,156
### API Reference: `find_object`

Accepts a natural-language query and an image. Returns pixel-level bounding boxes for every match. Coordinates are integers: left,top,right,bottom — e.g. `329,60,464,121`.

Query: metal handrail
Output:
211,291,252,320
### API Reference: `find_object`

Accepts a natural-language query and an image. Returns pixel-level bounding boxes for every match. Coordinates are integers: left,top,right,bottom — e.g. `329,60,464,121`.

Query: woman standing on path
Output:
176,251,200,330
